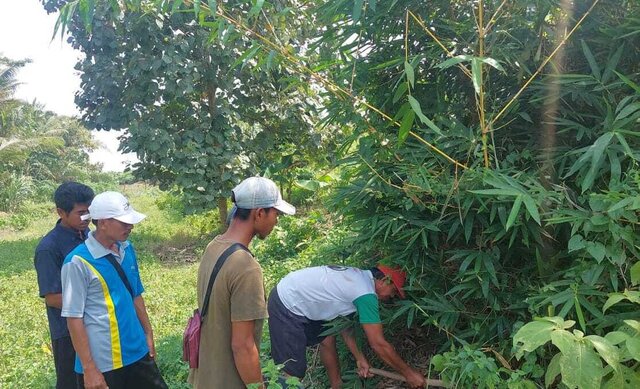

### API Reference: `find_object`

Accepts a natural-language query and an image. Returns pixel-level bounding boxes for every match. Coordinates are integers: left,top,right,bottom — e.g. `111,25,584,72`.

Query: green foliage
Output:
247,359,302,389
514,315,640,389
0,173,33,212
38,0,640,386
431,343,539,389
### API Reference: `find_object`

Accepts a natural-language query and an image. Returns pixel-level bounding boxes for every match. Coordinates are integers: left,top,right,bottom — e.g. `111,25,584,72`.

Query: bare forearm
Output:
45,293,63,309
371,341,413,374
232,344,263,387
341,330,365,361
133,296,153,334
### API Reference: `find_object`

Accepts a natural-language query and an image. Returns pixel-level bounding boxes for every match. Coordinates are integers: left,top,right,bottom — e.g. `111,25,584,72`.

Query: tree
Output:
42,0,335,222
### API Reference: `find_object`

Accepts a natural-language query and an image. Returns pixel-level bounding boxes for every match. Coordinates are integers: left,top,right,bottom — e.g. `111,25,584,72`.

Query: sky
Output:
0,0,136,172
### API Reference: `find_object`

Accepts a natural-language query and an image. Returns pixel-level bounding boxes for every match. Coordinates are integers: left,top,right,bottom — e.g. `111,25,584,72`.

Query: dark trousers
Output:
76,354,167,389
268,287,328,378
52,336,76,389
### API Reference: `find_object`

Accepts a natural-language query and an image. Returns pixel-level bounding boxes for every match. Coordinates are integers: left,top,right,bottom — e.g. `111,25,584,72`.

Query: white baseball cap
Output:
81,191,146,224
232,177,296,215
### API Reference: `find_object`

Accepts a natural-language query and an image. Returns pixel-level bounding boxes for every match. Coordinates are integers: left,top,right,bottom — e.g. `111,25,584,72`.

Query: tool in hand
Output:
369,367,449,388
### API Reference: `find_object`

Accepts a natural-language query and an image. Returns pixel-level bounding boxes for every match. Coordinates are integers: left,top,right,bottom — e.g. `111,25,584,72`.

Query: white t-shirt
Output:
277,265,375,321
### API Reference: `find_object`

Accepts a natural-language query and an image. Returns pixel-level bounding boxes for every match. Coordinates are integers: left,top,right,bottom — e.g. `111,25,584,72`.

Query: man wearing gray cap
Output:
189,177,296,389
61,191,167,389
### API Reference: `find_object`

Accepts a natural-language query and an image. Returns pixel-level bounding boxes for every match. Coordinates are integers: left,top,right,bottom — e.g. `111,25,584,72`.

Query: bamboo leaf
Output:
582,132,614,193
435,55,472,69
581,40,601,80
407,96,443,136
602,45,624,83
248,0,265,19
614,102,640,123
615,71,640,94
172,0,184,13
404,61,415,89
398,110,415,145
208,0,218,15
522,195,541,225
480,57,505,72
193,0,200,16
575,294,586,332
352,0,363,21
393,83,408,104
471,58,482,95
506,195,522,231
470,188,522,196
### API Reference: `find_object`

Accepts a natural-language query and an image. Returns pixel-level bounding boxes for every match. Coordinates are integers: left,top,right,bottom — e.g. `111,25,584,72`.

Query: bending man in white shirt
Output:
268,265,425,388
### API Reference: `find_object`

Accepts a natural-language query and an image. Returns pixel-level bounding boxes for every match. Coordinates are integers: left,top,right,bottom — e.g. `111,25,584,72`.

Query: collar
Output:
54,219,90,240
85,230,130,259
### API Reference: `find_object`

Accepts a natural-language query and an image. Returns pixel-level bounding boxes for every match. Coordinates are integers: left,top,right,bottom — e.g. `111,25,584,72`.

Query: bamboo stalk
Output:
369,367,449,388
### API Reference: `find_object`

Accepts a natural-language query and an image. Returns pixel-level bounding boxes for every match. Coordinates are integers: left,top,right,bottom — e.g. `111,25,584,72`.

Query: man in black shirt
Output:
34,181,94,388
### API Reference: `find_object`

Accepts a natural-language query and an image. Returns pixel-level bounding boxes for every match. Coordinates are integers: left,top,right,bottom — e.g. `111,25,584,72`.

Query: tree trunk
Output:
217,197,228,227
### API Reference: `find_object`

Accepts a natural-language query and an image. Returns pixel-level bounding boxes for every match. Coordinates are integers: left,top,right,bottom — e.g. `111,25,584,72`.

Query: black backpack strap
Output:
200,243,249,321
105,254,135,298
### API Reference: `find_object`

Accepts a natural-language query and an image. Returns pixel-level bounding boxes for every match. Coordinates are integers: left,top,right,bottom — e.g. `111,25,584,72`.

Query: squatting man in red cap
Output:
268,264,426,388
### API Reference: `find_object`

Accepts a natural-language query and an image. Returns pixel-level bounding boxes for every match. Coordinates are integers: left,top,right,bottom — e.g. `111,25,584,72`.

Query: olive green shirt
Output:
189,236,268,389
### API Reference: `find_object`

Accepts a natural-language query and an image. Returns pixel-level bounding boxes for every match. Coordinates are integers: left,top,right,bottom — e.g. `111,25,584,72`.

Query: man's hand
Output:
83,365,108,389
356,358,372,378
403,368,426,388
145,331,156,359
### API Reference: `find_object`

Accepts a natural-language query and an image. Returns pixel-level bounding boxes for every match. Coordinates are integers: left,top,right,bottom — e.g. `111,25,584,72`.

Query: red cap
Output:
377,264,406,299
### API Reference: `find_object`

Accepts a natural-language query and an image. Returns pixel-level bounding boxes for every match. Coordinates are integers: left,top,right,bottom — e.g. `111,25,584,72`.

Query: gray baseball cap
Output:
232,177,296,215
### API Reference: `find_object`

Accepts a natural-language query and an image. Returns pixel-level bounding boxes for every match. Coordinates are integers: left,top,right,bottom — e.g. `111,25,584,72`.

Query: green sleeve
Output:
353,293,381,324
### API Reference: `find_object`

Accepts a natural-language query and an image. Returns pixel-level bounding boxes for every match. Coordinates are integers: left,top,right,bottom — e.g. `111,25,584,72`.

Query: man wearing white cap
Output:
189,177,295,389
61,191,167,389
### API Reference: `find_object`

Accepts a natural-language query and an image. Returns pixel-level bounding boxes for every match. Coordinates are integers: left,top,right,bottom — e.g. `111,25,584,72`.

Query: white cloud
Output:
0,0,137,172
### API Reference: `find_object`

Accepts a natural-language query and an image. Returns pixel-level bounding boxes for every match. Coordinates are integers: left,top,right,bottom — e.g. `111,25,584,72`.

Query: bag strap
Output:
105,254,135,298
200,243,248,321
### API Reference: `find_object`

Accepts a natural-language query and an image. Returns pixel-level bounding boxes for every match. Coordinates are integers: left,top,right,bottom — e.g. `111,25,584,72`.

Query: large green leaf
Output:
545,353,562,388
556,339,603,389
585,335,620,371
513,319,556,355
625,337,640,362
631,262,640,286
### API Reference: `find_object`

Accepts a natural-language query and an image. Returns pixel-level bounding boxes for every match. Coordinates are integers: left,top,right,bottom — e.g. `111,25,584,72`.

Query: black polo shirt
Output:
34,220,89,340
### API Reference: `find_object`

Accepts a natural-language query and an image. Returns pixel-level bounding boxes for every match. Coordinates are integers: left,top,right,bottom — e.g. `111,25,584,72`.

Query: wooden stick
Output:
369,367,449,388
